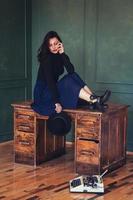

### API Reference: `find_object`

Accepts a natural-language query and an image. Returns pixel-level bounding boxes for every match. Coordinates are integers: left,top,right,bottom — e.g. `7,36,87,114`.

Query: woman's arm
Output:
58,43,75,74
43,58,60,104
61,53,75,74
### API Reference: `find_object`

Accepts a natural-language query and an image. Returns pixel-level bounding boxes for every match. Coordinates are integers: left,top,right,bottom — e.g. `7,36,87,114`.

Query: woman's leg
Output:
59,73,111,108
83,85,93,95
70,72,97,95
79,88,97,103
79,86,111,106
69,73,94,96
61,73,97,103
69,72,86,88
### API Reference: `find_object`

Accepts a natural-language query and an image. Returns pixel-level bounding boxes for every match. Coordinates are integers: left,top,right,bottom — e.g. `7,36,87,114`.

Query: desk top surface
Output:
11,100,128,116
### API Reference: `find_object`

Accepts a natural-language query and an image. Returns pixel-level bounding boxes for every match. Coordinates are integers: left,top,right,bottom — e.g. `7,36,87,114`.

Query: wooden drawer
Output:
76,139,99,164
15,110,35,133
76,114,100,139
76,139,100,174
77,127,99,140
14,131,35,154
15,110,34,122
15,121,34,133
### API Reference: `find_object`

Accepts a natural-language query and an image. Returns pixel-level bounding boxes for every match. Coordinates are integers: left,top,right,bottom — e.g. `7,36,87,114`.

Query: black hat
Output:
47,111,71,136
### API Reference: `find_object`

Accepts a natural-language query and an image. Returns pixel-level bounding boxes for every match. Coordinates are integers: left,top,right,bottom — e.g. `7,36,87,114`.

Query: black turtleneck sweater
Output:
37,53,75,104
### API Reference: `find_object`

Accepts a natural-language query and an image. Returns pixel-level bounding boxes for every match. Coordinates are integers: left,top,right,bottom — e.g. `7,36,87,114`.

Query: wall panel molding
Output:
95,0,133,84
0,0,32,143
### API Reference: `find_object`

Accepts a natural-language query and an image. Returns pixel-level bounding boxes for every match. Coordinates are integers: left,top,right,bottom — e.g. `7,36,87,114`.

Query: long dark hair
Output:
37,31,62,62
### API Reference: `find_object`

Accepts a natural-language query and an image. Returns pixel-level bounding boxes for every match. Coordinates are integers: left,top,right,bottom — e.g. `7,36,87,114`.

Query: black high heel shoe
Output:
90,90,111,104
89,90,111,112
99,90,111,104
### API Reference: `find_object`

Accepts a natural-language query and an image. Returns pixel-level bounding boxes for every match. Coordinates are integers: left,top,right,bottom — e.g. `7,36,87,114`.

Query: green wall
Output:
32,0,86,86
84,0,133,151
0,0,32,142
32,0,133,151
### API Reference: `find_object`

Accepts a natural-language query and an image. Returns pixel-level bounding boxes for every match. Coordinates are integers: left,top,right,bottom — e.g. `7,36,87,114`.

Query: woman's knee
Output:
59,73,74,83
62,72,79,81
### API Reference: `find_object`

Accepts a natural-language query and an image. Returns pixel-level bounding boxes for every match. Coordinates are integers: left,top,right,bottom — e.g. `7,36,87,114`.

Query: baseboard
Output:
126,151,133,155
0,140,13,146
66,141,74,147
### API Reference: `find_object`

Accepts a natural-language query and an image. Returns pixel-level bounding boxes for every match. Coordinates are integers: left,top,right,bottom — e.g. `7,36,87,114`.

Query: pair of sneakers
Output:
89,90,111,112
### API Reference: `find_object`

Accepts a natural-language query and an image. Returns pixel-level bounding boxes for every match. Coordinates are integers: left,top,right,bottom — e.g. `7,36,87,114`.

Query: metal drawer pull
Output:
18,126,31,131
80,150,95,157
19,122,31,126
88,127,95,132
19,140,30,145
17,114,32,119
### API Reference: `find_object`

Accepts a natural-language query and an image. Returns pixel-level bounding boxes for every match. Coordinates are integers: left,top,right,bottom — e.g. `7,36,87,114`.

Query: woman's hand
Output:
58,43,64,54
55,103,62,113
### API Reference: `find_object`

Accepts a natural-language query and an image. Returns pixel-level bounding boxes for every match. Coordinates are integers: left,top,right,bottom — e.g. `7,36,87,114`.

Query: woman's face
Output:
48,37,60,54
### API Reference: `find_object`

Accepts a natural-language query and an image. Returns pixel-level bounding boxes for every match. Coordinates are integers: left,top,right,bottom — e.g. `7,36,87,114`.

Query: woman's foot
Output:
90,90,111,104
99,90,111,104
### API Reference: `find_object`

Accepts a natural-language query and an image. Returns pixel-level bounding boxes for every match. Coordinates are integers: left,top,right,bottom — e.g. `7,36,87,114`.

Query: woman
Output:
31,31,111,115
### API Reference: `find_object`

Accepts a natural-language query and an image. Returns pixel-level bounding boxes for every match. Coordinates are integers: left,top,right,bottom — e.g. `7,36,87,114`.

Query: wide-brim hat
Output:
47,111,71,136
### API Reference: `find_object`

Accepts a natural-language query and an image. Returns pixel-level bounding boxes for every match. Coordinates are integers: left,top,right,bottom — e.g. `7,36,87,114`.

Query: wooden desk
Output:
12,101,128,175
